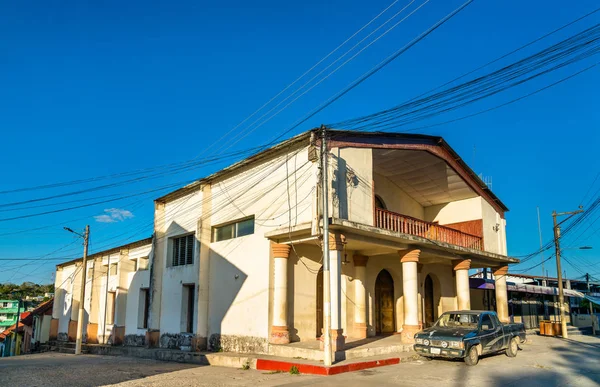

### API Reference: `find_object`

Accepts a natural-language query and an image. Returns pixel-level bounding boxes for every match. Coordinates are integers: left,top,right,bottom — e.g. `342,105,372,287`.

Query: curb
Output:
256,357,402,376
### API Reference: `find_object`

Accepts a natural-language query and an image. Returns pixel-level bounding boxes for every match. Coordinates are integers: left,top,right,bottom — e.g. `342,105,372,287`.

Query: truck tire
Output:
464,346,479,366
506,337,518,358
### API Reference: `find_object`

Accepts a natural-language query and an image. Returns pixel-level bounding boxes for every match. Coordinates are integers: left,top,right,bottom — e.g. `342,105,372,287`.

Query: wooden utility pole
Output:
320,125,332,366
74,225,90,355
552,208,582,339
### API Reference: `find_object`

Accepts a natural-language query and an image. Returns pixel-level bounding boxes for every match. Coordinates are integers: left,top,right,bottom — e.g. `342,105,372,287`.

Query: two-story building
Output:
52,129,518,355
0,300,20,333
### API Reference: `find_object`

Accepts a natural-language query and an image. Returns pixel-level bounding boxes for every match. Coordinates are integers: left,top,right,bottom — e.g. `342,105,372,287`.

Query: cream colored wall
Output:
332,147,374,226
208,147,316,347
364,254,404,336
481,198,507,254
424,197,483,224
373,173,425,220
288,244,323,342
97,252,120,342
419,263,457,320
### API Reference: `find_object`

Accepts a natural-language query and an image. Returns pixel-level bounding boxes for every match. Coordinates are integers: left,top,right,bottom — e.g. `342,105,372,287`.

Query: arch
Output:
424,275,435,327
422,272,442,327
375,269,395,334
374,195,387,210
316,267,323,338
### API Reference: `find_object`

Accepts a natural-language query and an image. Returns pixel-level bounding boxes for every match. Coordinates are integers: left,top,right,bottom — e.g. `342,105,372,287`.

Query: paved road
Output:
1,334,598,387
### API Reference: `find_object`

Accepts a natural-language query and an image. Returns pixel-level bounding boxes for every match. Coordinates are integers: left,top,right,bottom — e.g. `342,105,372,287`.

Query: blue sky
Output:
0,0,599,284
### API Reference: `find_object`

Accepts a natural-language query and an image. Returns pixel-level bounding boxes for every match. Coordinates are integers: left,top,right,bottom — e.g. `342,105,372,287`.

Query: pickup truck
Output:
413,310,526,366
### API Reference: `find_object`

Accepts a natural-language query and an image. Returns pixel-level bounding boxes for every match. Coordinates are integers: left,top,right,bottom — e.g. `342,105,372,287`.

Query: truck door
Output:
479,313,502,353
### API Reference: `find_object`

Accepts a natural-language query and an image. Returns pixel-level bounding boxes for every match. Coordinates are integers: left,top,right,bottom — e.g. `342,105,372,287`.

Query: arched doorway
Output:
375,195,387,210
375,270,395,334
316,268,323,338
424,275,435,327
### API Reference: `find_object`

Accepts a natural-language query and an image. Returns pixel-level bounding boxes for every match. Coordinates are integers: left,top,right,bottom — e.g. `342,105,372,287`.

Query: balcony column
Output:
353,255,369,339
494,265,509,323
328,233,345,351
453,259,471,310
400,249,420,344
270,242,291,344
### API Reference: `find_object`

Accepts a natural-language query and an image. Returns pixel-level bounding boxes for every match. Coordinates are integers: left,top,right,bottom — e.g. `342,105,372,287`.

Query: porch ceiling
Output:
372,149,477,206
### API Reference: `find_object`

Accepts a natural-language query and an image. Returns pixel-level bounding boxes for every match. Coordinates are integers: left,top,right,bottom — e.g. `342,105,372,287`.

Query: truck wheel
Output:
464,346,479,366
506,337,518,358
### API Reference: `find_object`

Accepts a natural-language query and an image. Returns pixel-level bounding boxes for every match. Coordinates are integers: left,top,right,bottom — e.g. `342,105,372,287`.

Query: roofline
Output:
154,128,508,211
155,130,314,203
56,237,153,269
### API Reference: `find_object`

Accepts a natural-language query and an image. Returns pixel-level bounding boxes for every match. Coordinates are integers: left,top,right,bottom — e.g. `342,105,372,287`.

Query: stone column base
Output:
269,326,290,344
145,330,160,348
192,335,207,351
319,329,346,351
401,324,421,344
354,323,367,339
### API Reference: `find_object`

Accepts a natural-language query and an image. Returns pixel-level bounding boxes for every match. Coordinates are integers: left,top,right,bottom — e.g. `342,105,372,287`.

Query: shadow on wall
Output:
331,153,360,220
207,249,249,352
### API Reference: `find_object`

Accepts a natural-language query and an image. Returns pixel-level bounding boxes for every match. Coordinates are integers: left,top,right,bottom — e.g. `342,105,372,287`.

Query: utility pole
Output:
587,273,596,335
552,208,583,339
65,225,90,355
320,125,332,366
537,207,545,277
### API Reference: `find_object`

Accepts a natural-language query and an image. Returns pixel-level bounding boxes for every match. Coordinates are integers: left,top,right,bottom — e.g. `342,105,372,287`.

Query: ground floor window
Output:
138,289,149,329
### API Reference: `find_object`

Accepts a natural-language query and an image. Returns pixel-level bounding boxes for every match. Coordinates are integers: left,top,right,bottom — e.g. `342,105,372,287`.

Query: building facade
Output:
0,300,20,333
51,130,518,353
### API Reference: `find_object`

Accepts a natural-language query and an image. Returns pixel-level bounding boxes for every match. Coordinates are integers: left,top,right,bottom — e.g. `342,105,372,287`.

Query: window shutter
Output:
186,235,194,265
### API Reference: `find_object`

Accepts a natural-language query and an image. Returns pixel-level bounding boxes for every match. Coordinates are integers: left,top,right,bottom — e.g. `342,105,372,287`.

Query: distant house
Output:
0,300,20,333
21,298,54,353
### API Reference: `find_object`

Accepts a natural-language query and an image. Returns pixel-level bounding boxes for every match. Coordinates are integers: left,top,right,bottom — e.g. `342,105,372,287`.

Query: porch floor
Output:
269,335,413,362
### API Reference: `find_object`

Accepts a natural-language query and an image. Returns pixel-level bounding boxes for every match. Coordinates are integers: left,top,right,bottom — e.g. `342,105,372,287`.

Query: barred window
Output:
172,234,194,267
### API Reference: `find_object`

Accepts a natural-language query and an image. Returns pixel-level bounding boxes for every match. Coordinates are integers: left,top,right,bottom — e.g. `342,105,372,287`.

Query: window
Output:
138,289,149,329
109,263,117,276
212,216,255,242
171,235,194,267
137,257,149,271
479,314,495,331
106,291,116,325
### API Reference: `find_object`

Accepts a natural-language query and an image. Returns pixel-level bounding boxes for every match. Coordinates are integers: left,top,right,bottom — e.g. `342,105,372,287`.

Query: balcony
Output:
375,208,483,251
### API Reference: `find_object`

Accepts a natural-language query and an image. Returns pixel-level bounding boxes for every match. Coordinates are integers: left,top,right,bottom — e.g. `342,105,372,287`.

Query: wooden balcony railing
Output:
375,208,483,251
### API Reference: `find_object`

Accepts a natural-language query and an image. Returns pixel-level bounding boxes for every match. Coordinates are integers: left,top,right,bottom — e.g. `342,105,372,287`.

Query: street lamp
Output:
64,225,90,355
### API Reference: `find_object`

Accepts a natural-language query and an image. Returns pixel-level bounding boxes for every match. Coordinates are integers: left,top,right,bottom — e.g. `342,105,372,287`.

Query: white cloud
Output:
94,208,134,223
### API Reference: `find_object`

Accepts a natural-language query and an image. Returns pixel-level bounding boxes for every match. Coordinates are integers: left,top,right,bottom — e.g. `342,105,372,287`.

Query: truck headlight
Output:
441,341,448,348
423,339,430,346
449,341,464,349
415,338,423,344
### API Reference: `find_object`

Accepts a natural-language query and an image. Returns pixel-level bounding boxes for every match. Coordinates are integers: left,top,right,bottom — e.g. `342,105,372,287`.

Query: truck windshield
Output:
435,313,480,329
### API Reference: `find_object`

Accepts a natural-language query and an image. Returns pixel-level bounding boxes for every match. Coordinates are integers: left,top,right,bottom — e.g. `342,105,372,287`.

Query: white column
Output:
400,249,420,344
328,233,345,351
454,259,472,310
270,243,291,344
494,266,509,323
353,255,368,339
196,184,212,350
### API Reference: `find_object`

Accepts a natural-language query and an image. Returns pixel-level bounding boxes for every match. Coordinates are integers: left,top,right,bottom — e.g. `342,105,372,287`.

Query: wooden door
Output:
424,275,435,327
375,270,395,334
316,268,323,338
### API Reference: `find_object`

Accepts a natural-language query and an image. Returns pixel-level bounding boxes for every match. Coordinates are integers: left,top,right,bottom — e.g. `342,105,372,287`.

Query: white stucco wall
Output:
124,244,152,336
332,147,374,225
158,191,203,335
207,147,316,348
481,199,507,255
55,264,77,335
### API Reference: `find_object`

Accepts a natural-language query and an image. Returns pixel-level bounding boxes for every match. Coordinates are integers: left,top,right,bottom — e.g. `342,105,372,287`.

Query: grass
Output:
242,361,250,371
289,366,300,375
